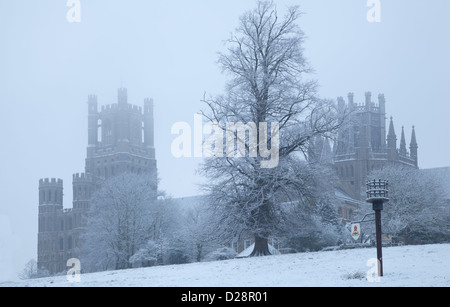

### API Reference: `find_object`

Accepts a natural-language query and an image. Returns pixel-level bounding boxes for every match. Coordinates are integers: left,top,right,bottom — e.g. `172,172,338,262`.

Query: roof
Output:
236,243,280,258
334,188,361,205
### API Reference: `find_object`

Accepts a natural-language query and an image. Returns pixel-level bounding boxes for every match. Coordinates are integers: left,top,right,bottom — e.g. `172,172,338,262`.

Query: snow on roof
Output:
334,188,361,205
236,243,280,258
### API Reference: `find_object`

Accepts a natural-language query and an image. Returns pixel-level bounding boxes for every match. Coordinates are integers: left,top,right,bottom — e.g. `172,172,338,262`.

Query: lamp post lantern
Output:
366,179,389,277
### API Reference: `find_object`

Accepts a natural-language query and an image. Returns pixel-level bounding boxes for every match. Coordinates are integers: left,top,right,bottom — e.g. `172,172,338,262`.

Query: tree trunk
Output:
250,235,271,257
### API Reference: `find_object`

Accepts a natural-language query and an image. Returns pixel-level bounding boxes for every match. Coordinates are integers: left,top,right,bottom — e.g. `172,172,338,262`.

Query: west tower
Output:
37,88,158,275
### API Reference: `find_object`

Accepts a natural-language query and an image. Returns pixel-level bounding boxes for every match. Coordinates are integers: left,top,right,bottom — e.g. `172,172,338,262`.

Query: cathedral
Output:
312,92,418,202
37,88,157,274
37,89,418,274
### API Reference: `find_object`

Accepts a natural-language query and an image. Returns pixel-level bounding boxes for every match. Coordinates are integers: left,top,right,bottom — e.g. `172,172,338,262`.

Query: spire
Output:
387,117,397,147
399,126,407,156
410,126,418,148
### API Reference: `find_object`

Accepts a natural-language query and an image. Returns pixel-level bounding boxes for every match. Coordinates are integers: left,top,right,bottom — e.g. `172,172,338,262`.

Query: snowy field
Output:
2,244,449,287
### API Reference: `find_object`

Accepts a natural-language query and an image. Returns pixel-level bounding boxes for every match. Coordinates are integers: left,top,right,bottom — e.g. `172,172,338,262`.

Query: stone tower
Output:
37,88,157,275
329,92,418,200
37,178,71,274
84,88,157,184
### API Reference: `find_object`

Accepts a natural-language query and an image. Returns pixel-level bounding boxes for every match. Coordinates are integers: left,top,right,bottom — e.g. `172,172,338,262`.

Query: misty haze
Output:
0,0,449,290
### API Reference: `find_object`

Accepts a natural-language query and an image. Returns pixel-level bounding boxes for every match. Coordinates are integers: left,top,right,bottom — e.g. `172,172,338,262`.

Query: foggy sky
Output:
1,0,449,281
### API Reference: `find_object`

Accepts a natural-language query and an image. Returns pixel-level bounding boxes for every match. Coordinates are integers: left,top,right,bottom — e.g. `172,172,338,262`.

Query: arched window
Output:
61,219,64,231
104,120,112,144
98,119,102,142
59,238,64,251
68,236,73,250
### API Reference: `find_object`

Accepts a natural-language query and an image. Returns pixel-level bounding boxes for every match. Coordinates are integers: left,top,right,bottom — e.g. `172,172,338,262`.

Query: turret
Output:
118,87,128,107
72,173,94,210
144,98,155,151
348,92,354,108
39,178,63,207
365,91,372,111
88,95,98,147
37,178,63,273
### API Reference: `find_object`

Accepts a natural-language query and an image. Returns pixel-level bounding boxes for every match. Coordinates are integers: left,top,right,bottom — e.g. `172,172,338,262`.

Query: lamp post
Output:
366,179,389,277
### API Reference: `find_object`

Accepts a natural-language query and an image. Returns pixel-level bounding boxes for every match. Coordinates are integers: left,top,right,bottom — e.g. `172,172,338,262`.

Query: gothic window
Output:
68,236,73,250
61,219,64,231
59,238,64,251
104,120,112,144
98,119,102,142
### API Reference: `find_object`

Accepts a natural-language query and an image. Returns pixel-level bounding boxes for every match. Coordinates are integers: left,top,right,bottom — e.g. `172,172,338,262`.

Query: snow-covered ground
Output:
2,244,449,287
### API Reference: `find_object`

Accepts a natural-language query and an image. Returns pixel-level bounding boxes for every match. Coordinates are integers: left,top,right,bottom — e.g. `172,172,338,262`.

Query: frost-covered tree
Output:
82,173,157,272
176,199,222,262
369,165,450,244
18,259,50,280
146,194,185,265
18,259,37,280
281,162,344,252
200,1,347,256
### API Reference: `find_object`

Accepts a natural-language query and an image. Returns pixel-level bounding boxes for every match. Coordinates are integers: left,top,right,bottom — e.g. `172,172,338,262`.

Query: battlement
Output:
101,103,143,114
338,92,386,113
88,95,98,103
72,173,92,182
101,103,119,112
39,178,63,187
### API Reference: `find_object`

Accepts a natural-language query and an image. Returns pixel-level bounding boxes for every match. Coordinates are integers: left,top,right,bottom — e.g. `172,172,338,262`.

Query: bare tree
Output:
200,1,348,256
18,259,37,280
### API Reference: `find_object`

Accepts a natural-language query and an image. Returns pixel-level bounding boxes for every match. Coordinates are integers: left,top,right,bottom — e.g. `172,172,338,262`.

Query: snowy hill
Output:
2,244,449,287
